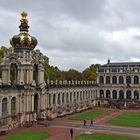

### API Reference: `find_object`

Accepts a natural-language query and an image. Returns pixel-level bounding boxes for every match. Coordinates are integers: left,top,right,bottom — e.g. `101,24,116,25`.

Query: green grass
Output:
68,110,109,120
74,133,140,140
5,131,49,140
108,112,140,127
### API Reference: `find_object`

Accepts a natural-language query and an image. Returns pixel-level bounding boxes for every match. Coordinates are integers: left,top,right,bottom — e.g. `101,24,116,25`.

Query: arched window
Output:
10,63,18,84
134,76,139,84
58,94,61,104
134,90,139,99
126,76,131,84
119,90,124,99
53,94,56,104
100,90,104,98
2,98,7,114
112,76,117,84
119,76,124,84
126,90,131,99
106,76,110,84
11,97,16,113
112,90,117,99
99,76,104,84
70,93,72,102
106,90,111,98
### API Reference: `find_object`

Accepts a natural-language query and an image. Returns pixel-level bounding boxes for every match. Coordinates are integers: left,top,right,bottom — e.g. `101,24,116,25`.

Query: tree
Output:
64,69,82,80
82,64,100,81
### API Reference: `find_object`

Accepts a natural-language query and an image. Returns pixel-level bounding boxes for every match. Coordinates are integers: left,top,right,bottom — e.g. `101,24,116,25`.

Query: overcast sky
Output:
1,0,140,71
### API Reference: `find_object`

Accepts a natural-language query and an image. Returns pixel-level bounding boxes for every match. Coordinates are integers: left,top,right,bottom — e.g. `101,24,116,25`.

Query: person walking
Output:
90,119,93,126
83,120,86,126
70,128,74,138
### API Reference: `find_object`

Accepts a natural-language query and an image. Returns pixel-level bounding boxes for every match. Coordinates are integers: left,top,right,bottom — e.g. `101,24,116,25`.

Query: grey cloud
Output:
0,0,140,71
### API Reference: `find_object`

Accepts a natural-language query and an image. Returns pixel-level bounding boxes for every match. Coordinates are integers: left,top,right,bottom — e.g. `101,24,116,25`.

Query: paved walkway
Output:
48,120,140,137
1,108,140,140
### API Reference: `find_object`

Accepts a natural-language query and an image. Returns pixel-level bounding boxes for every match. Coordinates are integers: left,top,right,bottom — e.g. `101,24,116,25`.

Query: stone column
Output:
117,76,119,84
110,90,113,99
97,90,100,98
50,94,53,107
26,70,29,84
124,76,126,84
16,96,19,114
28,69,31,84
20,68,24,84
60,94,62,105
78,92,80,101
7,68,10,84
42,94,46,110
22,95,25,113
32,95,34,112
110,76,112,84
131,90,134,99
124,90,126,99
2,69,7,84
131,76,134,84
68,93,71,104
55,94,58,106
26,95,29,112
30,68,33,84
64,93,66,104
29,95,31,112
47,94,50,108
37,94,40,114
18,95,21,113
40,95,42,110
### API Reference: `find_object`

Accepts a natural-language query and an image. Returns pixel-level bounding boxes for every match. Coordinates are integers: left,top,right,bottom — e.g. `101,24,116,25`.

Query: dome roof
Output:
10,12,37,50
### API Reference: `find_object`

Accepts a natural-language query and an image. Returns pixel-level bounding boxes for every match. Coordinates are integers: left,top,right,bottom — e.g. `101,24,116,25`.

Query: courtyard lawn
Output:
68,110,109,120
5,131,49,140
74,133,140,140
108,112,140,127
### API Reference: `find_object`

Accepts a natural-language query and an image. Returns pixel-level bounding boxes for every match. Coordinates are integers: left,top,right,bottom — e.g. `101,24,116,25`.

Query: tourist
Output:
70,128,74,138
90,119,93,126
83,120,86,126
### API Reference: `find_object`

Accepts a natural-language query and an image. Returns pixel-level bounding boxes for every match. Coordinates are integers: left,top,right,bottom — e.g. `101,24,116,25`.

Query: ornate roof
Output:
10,12,37,50
98,62,140,72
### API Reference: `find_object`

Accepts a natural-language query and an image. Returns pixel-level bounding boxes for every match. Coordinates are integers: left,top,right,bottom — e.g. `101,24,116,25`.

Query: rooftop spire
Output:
20,11,28,24
19,11,29,32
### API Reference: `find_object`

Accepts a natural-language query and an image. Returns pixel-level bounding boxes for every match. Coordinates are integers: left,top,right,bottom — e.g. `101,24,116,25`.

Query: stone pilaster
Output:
124,91,126,99
31,95,34,112
8,96,11,115
26,95,28,112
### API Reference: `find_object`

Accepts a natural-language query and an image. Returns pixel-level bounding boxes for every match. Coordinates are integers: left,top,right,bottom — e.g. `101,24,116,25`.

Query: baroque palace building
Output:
0,12,96,129
96,59,140,108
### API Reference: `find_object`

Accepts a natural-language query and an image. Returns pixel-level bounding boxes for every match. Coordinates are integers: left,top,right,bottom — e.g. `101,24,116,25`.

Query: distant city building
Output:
0,12,96,129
